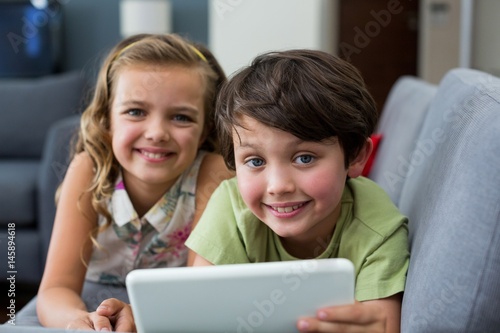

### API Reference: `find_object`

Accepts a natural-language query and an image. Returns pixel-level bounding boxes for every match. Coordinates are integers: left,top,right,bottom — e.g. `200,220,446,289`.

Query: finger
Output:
297,317,356,333
95,298,136,332
89,312,113,332
113,305,137,332
297,301,387,333
96,298,128,317
317,302,382,324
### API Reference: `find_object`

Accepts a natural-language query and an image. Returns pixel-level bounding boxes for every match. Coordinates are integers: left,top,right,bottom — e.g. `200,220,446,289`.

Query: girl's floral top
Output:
85,151,207,285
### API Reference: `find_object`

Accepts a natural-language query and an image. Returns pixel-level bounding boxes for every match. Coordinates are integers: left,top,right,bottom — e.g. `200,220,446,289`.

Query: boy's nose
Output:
266,167,295,195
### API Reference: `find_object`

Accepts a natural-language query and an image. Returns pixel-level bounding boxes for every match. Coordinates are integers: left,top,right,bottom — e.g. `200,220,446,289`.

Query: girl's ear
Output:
198,132,207,147
347,137,374,178
198,126,209,148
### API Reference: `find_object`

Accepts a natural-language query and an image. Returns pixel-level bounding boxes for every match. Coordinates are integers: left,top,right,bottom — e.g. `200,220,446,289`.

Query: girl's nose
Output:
144,121,169,143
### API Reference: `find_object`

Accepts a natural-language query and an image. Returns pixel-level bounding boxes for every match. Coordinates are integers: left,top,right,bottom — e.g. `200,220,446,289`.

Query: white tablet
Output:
126,258,355,333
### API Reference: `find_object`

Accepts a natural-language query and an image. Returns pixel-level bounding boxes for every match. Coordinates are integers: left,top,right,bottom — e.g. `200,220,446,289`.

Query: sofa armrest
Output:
37,115,81,269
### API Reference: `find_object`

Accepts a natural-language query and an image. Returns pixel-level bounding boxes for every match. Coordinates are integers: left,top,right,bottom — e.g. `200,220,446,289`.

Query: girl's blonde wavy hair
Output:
67,33,226,247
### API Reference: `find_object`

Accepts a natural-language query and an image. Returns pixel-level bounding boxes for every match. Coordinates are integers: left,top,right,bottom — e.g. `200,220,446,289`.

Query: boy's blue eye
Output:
295,155,314,164
245,158,264,168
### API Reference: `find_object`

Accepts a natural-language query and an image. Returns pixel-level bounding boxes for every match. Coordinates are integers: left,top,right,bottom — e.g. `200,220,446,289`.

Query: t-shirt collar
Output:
110,174,182,233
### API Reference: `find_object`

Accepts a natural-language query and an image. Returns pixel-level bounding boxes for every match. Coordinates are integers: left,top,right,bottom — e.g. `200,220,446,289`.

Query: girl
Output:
36,33,233,331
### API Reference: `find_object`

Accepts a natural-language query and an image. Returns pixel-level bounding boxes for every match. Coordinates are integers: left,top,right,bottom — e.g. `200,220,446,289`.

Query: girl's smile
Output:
135,147,175,162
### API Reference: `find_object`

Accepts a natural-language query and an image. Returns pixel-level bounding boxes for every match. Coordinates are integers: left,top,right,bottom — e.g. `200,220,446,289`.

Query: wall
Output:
61,0,208,79
472,0,500,77
62,0,341,78
418,0,461,84
208,0,338,76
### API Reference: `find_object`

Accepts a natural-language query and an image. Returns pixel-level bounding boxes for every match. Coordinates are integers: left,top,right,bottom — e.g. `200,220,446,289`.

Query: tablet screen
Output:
126,258,355,333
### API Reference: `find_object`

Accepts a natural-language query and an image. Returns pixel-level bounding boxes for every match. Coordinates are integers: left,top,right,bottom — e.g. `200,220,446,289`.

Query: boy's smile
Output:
233,115,351,258
268,201,307,216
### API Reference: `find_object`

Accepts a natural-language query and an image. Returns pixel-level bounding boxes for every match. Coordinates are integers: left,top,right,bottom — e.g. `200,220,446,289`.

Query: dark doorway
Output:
338,0,419,113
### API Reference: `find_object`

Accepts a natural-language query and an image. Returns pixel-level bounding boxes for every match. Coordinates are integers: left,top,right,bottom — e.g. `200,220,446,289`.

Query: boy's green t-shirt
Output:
186,176,409,301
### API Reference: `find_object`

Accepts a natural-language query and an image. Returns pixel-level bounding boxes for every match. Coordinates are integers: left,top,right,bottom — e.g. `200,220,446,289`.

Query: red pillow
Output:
362,133,383,177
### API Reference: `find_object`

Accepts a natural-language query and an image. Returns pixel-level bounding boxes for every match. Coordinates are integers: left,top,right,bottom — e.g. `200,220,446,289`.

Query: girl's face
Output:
233,115,365,257
110,64,206,192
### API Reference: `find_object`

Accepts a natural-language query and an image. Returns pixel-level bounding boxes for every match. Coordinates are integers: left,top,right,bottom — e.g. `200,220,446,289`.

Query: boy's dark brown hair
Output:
216,49,378,170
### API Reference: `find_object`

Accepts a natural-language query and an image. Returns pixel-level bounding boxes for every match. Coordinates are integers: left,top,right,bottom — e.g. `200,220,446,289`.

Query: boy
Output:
186,49,409,333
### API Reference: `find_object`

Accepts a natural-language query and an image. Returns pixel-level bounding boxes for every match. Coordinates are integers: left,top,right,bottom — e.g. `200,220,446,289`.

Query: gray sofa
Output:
369,68,500,332
0,72,88,284
9,68,500,332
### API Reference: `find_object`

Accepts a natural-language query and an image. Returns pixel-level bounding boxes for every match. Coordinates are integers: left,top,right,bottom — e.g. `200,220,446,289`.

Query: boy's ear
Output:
347,137,374,178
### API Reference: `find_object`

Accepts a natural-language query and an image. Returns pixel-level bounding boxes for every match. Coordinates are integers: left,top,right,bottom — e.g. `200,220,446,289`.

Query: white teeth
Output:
142,151,166,159
274,204,303,213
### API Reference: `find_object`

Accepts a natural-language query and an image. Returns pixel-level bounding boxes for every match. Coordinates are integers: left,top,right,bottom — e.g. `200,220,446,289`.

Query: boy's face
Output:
233,115,352,257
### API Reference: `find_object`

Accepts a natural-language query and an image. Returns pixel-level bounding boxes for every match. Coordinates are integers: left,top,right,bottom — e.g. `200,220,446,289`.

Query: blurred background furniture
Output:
0,0,63,78
0,72,87,284
397,68,500,332
369,76,437,205
369,68,500,332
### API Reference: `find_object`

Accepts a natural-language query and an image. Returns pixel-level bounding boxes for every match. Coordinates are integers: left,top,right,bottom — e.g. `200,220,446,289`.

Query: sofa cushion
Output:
0,230,41,283
0,71,86,158
0,160,38,226
361,133,382,177
368,76,437,205
399,68,500,332
38,115,81,268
